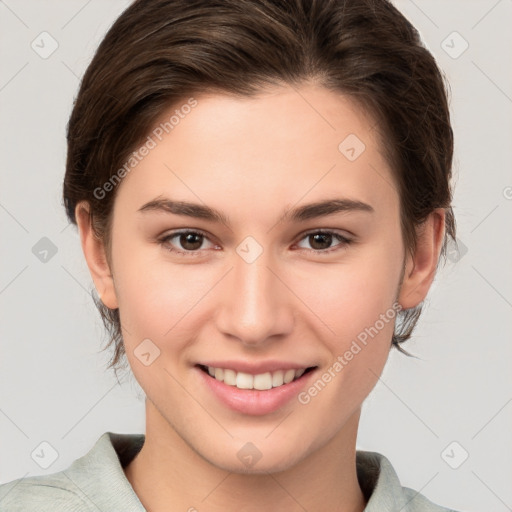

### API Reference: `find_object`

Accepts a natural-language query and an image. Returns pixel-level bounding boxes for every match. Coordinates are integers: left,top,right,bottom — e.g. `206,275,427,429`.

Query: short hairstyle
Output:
63,0,456,375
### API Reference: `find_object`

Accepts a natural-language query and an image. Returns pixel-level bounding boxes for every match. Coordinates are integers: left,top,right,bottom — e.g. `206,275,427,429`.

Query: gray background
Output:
1,1,511,511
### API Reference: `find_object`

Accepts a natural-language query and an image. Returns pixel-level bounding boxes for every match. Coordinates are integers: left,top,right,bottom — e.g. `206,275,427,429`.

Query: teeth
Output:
272,370,284,387
205,366,309,390
223,369,237,386
236,372,253,389
283,369,295,384
253,372,272,390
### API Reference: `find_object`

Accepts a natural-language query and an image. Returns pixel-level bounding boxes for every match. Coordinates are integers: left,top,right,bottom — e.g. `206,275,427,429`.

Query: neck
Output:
124,401,366,512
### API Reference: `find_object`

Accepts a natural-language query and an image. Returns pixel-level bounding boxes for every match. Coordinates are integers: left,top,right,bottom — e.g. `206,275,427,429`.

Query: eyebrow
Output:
137,197,374,225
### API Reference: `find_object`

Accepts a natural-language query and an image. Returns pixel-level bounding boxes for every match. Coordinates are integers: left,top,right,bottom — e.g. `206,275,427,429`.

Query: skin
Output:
76,83,445,512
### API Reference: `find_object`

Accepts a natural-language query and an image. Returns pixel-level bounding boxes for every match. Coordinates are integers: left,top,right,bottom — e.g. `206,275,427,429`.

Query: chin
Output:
211,453,302,475
196,437,313,476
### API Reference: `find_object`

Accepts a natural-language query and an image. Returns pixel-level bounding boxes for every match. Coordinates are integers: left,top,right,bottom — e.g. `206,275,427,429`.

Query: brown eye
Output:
296,230,352,255
179,232,204,251
308,233,333,250
159,230,216,255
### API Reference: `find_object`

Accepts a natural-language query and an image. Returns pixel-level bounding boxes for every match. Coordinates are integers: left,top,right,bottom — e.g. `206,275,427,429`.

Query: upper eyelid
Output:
298,228,352,238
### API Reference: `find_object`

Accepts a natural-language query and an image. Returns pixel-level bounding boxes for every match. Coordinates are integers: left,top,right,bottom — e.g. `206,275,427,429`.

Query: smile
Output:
198,364,316,390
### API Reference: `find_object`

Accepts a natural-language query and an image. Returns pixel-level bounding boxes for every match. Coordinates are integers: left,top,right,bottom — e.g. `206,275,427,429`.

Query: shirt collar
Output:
64,432,146,511
356,449,411,510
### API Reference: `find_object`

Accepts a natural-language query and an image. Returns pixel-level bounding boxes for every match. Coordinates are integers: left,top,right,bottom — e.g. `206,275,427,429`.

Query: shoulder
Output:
0,472,93,512
402,486,462,512
356,450,464,512
0,432,146,512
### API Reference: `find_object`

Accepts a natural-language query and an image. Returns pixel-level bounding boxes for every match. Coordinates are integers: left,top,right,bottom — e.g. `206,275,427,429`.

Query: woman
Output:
0,0,462,510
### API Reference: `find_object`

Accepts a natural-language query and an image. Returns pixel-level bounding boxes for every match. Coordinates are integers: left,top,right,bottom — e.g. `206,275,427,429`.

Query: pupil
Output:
311,233,331,250
181,233,202,250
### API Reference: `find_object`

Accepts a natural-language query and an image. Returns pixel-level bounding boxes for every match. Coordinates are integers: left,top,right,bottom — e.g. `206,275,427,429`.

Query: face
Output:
81,84,424,474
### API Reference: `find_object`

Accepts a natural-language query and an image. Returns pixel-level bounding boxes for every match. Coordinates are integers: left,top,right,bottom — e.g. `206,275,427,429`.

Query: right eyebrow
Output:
138,198,230,225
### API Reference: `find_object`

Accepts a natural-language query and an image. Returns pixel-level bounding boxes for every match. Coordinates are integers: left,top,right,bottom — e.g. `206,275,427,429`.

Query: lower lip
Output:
196,367,316,416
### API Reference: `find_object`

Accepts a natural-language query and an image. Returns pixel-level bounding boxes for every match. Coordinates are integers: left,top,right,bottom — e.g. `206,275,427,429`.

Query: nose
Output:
215,247,295,347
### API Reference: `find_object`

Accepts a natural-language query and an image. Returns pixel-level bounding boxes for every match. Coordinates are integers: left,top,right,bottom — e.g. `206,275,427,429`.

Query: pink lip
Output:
195,365,317,416
199,360,314,374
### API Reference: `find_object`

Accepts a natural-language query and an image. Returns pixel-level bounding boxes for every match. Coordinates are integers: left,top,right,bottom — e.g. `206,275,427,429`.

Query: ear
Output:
75,201,118,310
398,208,446,309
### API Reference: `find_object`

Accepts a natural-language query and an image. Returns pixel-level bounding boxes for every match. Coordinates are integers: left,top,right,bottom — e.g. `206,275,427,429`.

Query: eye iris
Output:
180,233,203,250
310,233,332,250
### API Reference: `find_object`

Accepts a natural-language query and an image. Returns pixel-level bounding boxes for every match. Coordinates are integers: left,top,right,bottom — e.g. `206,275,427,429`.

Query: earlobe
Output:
398,209,446,310
75,202,119,310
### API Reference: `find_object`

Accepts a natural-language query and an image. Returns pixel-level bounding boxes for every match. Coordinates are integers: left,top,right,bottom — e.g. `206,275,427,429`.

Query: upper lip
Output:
197,360,317,374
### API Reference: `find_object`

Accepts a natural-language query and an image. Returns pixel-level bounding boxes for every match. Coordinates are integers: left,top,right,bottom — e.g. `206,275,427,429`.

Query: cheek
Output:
295,258,400,424
112,250,211,393
111,241,207,345
296,243,402,347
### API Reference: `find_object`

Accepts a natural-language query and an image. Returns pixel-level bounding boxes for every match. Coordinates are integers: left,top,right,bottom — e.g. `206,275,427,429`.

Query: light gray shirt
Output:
0,432,461,511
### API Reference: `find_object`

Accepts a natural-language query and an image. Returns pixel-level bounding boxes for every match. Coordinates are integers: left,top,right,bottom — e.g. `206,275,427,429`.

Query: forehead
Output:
113,84,398,222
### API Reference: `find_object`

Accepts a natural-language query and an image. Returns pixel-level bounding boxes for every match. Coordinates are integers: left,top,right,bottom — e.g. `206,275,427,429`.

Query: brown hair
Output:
63,0,456,375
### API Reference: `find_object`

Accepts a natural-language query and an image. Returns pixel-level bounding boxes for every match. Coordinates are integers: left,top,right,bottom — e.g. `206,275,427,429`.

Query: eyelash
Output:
157,229,353,257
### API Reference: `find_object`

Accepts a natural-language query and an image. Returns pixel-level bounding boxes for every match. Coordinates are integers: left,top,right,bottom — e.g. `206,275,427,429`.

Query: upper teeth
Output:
207,366,306,390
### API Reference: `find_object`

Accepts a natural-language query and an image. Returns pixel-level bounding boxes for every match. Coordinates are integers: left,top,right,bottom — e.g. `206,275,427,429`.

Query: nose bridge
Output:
216,241,292,345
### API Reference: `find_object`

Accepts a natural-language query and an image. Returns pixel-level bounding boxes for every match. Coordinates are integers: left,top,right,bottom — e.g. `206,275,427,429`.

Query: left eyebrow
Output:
137,197,374,226
280,198,374,223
